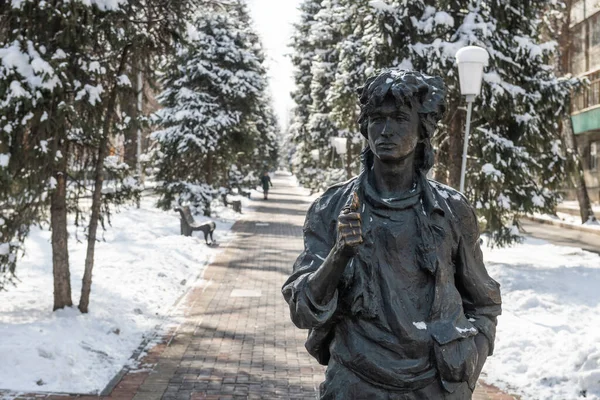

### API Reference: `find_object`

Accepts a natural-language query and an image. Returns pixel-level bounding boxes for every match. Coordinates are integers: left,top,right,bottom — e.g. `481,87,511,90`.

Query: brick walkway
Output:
122,173,515,400
6,173,514,400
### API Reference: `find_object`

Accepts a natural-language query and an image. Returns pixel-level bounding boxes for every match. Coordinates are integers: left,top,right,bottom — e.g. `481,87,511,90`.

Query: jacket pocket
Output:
434,336,479,392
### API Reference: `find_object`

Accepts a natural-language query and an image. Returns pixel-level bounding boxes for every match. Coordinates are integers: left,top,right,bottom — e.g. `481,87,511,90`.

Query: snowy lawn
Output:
482,237,600,400
559,201,600,215
0,196,249,394
533,212,600,232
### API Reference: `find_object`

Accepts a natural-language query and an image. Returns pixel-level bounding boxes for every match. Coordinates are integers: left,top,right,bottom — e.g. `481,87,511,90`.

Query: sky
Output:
246,0,302,131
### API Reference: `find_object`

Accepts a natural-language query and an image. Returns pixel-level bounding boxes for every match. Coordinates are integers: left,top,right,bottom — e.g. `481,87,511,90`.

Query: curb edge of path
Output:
526,215,600,236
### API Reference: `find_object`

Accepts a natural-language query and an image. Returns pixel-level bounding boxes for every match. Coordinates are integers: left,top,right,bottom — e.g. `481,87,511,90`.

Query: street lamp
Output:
455,45,489,193
331,137,348,155
310,149,320,161
328,137,348,167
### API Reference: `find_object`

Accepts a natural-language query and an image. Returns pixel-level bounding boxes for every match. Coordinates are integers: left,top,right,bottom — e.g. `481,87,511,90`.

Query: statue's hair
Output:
357,69,446,173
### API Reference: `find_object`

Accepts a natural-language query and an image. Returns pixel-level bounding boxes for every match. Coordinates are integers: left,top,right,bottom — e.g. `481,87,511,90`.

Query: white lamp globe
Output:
455,46,489,96
332,137,348,155
310,149,320,161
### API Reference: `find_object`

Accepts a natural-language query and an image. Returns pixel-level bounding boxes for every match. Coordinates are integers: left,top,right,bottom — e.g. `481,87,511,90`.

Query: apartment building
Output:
570,0,600,201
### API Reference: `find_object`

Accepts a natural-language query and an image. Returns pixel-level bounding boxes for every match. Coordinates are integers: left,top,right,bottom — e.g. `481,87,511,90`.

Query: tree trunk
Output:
345,138,352,179
563,118,597,223
51,138,73,311
447,107,465,189
433,137,449,184
79,47,130,313
207,151,213,185
124,68,143,172
123,96,138,169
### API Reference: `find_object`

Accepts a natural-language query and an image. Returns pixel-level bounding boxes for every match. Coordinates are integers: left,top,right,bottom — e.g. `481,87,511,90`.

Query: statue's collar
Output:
418,173,446,217
357,170,445,217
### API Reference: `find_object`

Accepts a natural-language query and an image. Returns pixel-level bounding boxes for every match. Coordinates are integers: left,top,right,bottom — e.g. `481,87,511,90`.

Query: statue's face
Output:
367,96,420,163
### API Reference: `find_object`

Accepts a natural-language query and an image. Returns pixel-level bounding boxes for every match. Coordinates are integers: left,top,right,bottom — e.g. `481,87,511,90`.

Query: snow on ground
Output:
559,201,600,214
0,195,249,395
533,211,600,232
482,237,600,400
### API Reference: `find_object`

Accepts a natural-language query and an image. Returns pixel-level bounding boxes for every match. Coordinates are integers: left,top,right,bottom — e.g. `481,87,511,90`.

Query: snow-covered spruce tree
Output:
407,0,576,246
288,0,323,190
291,0,576,245
325,0,433,179
248,93,280,176
323,0,371,180
0,0,185,309
305,0,344,189
152,9,269,215
289,0,433,191
0,0,105,301
226,0,279,187
75,0,193,313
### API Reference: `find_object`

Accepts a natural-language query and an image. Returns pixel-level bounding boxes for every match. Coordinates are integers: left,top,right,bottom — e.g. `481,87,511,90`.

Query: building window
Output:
591,142,598,171
591,13,600,70
571,23,587,76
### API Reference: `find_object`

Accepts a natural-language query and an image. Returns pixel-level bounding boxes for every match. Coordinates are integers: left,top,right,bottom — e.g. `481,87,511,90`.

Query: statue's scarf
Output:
342,170,440,318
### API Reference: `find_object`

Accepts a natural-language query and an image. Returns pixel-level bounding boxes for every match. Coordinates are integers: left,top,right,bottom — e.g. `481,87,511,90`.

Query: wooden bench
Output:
174,206,216,244
231,200,242,213
220,194,242,213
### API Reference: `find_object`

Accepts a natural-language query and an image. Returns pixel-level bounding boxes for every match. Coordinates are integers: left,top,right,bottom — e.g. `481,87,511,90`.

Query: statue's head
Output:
357,69,446,174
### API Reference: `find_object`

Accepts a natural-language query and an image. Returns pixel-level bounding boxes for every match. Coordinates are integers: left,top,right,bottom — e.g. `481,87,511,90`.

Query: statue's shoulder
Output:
428,180,467,204
310,177,358,216
427,180,478,232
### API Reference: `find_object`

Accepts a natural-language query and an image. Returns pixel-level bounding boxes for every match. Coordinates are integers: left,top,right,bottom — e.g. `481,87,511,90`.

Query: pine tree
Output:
410,0,577,245
152,7,271,214
227,0,279,187
289,0,577,246
327,0,432,178
0,0,185,308
289,0,431,190
289,0,323,190
324,0,370,179
306,0,344,184
248,93,279,176
0,0,105,301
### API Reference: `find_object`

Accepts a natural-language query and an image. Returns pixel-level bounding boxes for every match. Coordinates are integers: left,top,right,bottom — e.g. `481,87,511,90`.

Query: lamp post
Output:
455,46,489,193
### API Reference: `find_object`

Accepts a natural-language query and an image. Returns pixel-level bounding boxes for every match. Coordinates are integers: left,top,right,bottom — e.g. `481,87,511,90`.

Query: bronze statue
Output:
282,70,502,399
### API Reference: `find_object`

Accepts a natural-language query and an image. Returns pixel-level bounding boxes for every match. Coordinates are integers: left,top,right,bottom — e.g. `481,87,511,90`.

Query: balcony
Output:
572,69,600,134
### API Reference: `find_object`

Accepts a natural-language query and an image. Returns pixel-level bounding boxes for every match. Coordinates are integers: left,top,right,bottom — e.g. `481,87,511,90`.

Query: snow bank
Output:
532,212,600,232
0,196,243,394
482,238,600,399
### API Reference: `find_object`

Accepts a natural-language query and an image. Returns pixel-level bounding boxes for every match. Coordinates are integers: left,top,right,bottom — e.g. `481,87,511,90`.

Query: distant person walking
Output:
260,172,273,200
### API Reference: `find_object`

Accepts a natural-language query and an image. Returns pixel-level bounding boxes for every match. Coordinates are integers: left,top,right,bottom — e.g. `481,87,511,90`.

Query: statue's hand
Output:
336,191,363,256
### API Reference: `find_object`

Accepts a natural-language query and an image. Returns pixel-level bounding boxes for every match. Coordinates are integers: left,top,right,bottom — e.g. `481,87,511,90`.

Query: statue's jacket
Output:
282,172,502,395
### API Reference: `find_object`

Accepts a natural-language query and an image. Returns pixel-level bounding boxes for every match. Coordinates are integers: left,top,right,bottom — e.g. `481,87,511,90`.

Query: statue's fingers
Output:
348,219,361,228
349,190,360,213
340,212,361,222
343,190,361,214
338,222,349,229
346,235,363,245
338,226,353,237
